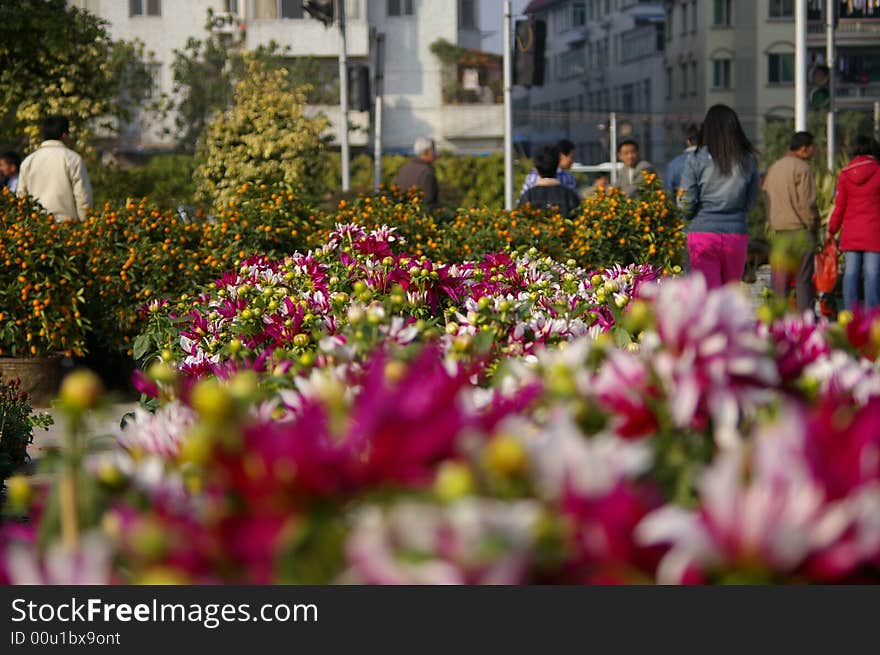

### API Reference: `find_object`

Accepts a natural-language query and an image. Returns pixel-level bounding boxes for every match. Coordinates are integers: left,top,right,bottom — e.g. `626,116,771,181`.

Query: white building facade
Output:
663,0,880,155
515,0,668,167
69,0,501,154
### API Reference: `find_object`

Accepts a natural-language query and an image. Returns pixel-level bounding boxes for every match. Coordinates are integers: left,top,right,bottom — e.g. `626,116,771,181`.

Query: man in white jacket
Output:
18,115,93,220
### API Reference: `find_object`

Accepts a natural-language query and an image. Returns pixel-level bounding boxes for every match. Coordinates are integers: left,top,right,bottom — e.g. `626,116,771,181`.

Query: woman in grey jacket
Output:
678,105,760,289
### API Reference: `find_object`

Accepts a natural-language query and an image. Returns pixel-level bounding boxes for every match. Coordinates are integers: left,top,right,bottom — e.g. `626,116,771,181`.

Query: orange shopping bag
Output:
814,237,839,294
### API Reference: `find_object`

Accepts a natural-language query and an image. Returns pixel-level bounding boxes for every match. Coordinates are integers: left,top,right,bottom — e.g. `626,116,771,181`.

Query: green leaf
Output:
132,333,152,361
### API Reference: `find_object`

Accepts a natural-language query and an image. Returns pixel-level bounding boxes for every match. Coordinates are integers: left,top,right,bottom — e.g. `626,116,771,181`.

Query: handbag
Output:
814,236,839,294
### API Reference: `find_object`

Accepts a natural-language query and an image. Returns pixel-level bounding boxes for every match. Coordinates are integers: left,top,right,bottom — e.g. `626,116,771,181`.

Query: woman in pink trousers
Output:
677,105,760,289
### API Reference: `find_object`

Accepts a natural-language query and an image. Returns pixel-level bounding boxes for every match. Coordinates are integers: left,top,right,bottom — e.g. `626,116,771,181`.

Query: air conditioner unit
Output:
210,12,238,34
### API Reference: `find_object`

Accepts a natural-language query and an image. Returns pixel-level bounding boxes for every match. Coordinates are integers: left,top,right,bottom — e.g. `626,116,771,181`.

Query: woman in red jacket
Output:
828,137,880,310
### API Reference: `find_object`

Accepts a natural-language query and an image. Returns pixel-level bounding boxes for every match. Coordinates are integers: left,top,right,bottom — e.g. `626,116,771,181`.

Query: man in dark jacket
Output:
518,144,582,218
395,136,439,210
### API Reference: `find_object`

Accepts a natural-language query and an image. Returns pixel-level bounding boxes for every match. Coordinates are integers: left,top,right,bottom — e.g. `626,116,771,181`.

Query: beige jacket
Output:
18,140,93,220
762,154,819,232
618,160,654,196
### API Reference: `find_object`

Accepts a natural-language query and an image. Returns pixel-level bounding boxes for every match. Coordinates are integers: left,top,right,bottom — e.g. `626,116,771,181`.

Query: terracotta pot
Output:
0,356,62,407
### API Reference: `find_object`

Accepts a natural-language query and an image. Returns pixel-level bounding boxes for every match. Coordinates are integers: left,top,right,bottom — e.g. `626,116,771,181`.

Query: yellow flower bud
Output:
434,461,475,501
59,369,103,411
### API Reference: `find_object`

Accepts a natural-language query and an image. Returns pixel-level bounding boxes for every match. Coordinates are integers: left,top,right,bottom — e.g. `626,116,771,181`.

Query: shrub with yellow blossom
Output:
570,172,686,272
193,55,330,206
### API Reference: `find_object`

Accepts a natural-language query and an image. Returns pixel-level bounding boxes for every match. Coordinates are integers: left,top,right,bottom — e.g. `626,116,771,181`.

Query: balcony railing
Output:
835,82,880,101
808,18,880,37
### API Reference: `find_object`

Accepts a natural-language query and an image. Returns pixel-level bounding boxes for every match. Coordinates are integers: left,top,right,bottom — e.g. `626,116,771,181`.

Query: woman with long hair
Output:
678,104,760,289
827,136,880,310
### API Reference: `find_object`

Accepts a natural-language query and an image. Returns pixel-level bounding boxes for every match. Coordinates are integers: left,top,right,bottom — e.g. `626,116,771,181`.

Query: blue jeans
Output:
843,251,880,311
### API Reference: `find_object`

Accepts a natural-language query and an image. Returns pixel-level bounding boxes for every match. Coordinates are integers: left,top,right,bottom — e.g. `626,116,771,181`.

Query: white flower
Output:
6,531,113,585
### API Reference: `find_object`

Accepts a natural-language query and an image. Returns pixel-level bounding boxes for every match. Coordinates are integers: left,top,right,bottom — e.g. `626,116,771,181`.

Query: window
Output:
690,0,697,31
557,4,571,32
459,0,476,29
680,63,688,97
573,1,586,26
144,63,162,99
681,2,687,35
666,66,673,99
559,46,587,79
712,58,731,89
621,26,662,62
129,0,160,16
769,0,794,18
280,0,303,17
387,0,414,16
622,84,634,112
690,62,697,95
713,0,731,26
253,0,303,18
225,0,238,12
666,6,673,41
768,53,795,84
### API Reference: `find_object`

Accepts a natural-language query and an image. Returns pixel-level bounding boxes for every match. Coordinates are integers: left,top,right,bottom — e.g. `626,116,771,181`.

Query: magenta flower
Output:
642,274,779,447
762,313,830,382
344,499,542,584
637,404,880,584
591,350,661,438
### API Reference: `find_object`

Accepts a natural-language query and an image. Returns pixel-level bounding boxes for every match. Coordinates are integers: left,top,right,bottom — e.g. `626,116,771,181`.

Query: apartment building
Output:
68,0,500,154
663,0,880,155
515,0,669,166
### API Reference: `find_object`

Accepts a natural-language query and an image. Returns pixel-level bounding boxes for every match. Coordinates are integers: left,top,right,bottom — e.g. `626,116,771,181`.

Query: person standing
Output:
663,124,699,194
517,144,582,218
617,139,654,196
520,139,577,196
18,115,92,220
827,136,880,310
582,171,609,197
678,104,760,289
763,131,820,312
0,152,22,193
395,136,439,210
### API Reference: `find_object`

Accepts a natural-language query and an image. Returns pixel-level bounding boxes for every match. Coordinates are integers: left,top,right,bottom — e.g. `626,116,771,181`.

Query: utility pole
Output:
826,0,836,171
875,101,880,140
503,1,514,211
795,0,808,131
373,31,385,192
609,111,618,187
337,0,350,192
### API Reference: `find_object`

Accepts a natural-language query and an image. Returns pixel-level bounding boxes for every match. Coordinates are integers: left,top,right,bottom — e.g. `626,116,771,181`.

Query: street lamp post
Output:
826,0,836,171
503,1,514,211
795,0,808,131
337,0,350,192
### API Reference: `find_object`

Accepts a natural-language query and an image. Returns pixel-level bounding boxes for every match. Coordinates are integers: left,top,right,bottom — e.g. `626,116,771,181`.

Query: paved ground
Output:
746,265,772,312
27,402,138,469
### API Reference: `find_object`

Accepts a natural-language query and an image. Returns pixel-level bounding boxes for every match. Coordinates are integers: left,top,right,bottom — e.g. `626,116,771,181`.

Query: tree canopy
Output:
0,0,155,156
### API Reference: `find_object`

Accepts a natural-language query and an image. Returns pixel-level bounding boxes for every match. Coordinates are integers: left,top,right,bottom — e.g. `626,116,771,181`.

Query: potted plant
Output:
0,189,88,405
